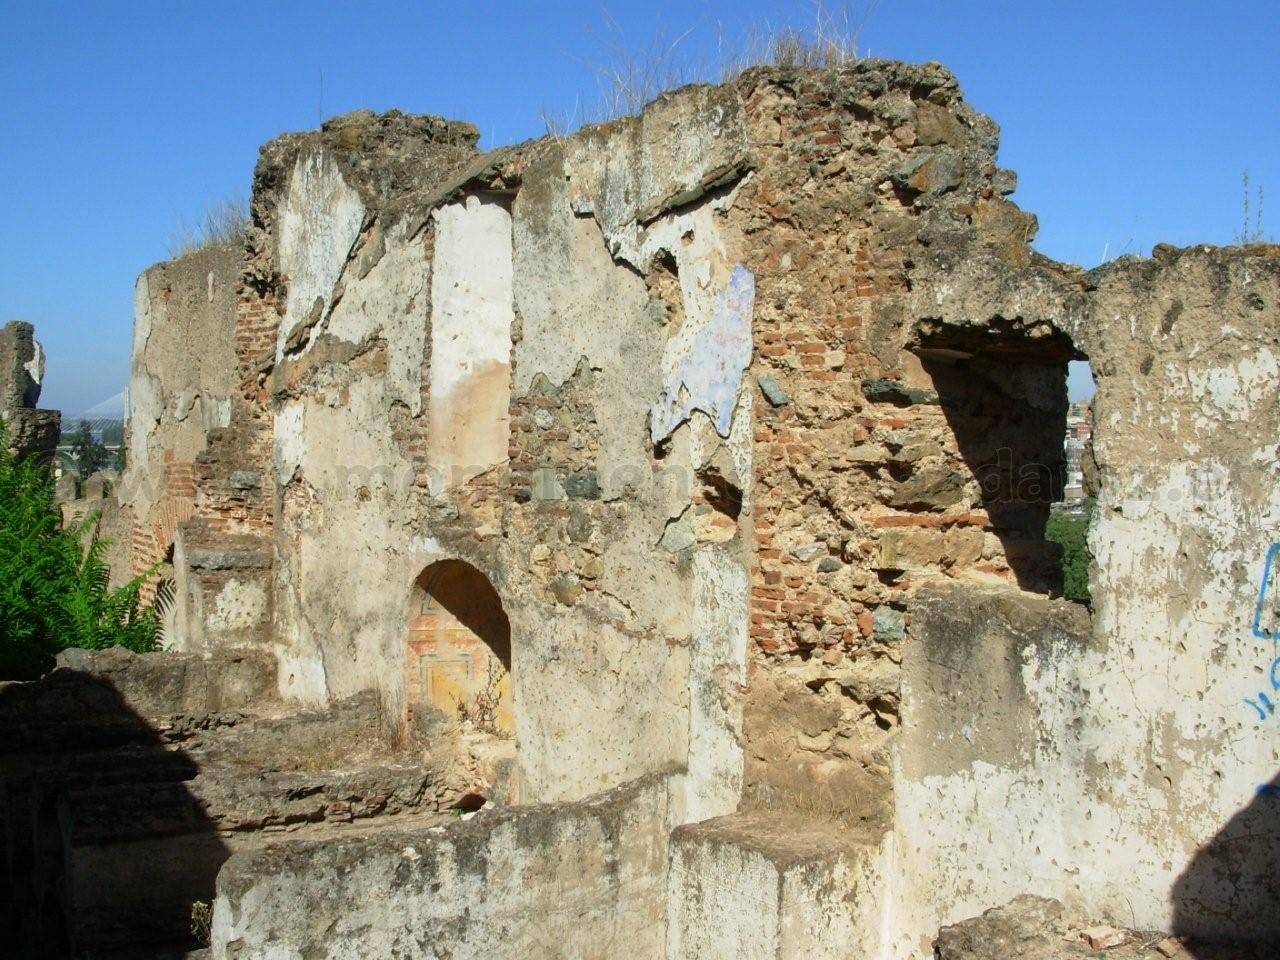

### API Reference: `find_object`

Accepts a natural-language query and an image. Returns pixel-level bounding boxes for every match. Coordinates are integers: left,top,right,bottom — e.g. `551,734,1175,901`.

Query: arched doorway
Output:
406,560,514,735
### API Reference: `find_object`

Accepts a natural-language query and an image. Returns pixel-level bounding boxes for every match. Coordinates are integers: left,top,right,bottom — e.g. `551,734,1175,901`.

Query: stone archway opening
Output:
406,560,514,736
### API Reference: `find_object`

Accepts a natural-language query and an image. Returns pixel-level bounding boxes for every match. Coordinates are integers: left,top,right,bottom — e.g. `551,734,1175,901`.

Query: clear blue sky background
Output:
1,0,1276,416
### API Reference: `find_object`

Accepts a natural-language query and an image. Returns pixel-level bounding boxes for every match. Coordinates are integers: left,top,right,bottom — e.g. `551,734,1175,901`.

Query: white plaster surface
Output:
666,821,886,960
427,196,514,493
125,272,159,502
683,548,749,823
892,254,1280,949
650,264,754,444
276,147,365,359
326,219,430,414
210,579,269,633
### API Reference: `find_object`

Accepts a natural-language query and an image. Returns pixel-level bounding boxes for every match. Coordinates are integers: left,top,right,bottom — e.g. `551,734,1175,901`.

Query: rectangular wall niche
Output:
427,195,514,494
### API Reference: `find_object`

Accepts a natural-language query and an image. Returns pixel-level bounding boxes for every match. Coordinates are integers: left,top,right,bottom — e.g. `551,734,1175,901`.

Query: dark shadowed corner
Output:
915,344,1072,597
1170,771,1280,959
0,664,226,958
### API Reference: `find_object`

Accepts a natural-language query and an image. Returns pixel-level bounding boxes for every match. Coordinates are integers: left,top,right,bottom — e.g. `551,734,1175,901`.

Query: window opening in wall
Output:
1047,359,1097,605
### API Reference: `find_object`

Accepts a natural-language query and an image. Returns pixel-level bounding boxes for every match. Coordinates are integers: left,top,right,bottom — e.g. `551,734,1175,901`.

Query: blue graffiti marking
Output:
1245,689,1277,722
1242,546,1280,723
1257,785,1280,798
1252,543,1280,639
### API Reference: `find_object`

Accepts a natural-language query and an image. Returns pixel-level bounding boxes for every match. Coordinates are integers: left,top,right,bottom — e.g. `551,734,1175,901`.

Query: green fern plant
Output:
0,424,161,679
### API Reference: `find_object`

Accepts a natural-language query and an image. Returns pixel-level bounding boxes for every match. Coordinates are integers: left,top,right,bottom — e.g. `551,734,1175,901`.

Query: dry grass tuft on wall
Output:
541,1,878,136
169,196,249,258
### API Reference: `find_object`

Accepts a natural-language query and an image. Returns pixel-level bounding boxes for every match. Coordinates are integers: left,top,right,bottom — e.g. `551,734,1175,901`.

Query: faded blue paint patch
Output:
650,264,755,444
1252,543,1280,639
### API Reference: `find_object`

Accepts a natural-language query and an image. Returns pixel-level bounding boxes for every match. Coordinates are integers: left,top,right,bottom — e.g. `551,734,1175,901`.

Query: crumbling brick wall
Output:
151,66,1080,818
717,63,1078,829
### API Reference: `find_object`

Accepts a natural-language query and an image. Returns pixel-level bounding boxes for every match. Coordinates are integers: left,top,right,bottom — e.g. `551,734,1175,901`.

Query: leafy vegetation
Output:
0,425,160,680
1046,502,1093,605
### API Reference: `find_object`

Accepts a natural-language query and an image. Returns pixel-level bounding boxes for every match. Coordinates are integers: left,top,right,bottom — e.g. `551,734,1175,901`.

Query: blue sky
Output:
1,1,1276,415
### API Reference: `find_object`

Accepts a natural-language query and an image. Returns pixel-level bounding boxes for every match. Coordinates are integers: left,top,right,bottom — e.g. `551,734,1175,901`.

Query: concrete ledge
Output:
665,814,888,960
211,773,676,959
54,647,277,716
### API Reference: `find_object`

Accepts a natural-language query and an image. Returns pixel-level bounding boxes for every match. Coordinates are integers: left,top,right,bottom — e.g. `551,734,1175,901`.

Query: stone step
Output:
63,804,452,953
666,813,888,960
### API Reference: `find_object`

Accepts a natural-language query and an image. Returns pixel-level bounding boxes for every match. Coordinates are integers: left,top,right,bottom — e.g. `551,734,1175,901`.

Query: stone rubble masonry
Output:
0,319,60,463
107,57,1280,959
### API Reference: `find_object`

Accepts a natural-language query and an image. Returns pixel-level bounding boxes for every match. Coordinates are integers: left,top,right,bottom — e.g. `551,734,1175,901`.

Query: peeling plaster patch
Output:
22,339,44,387
326,218,429,414
409,534,444,555
275,647,328,704
1186,348,1278,424
276,147,366,360
273,402,305,485
427,196,514,494
172,390,197,422
125,272,161,502
650,265,755,444
204,397,231,431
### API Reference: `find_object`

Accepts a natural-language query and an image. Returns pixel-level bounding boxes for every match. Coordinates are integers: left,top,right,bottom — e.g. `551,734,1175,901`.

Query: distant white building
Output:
1063,401,1092,503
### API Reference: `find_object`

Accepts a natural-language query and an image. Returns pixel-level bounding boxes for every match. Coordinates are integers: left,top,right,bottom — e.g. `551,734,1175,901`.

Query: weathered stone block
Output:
876,527,945,570
563,472,600,499
212,776,672,959
666,814,887,960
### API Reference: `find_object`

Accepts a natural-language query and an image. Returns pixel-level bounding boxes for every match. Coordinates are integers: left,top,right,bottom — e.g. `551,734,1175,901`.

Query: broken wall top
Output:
1,319,45,410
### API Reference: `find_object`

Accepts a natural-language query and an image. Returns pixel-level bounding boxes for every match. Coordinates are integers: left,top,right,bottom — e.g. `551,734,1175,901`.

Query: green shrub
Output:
1046,502,1093,605
0,426,160,680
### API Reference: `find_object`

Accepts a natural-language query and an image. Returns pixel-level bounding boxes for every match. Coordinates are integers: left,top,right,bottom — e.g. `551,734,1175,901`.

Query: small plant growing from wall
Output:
542,1,877,134
1236,171,1270,245
189,901,213,947
169,195,250,257
454,659,508,736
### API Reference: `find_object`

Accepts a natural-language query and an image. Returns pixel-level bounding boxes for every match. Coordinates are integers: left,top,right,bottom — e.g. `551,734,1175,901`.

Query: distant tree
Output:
100,420,126,471
1046,501,1093,605
67,420,109,476
99,420,124,446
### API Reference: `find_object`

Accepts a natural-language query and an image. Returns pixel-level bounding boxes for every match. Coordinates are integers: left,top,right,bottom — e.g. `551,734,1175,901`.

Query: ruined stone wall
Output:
889,246,1280,946
725,64,1073,838
198,96,761,810
174,63,1075,829
892,583,1092,952
127,59,1280,955
0,320,60,463
1066,247,1280,937
125,245,239,610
